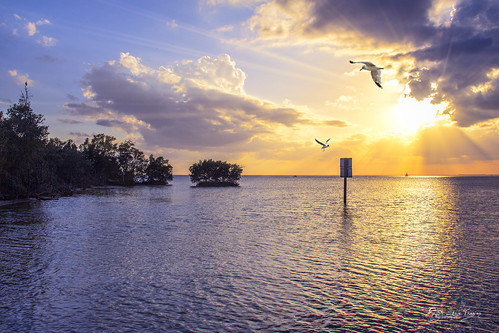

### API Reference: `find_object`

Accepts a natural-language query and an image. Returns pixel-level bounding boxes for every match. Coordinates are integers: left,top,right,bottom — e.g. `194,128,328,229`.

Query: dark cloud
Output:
251,0,499,126
307,0,435,45
96,119,122,127
35,55,64,64
58,118,83,124
401,0,499,126
69,131,91,138
66,94,79,101
65,53,310,150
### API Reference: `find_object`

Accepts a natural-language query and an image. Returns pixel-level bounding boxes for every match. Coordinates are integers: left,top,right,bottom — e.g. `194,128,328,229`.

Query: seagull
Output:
349,60,383,88
315,138,331,152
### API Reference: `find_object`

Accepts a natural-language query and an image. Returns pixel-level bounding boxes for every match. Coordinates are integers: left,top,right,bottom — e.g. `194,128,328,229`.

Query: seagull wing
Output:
325,138,331,145
371,70,383,88
350,60,375,66
315,138,325,146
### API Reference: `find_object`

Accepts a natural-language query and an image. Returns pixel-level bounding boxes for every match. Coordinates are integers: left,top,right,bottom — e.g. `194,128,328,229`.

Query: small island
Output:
189,159,243,187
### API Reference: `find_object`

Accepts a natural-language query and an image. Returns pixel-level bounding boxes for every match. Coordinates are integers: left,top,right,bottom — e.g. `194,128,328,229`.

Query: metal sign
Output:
340,158,352,178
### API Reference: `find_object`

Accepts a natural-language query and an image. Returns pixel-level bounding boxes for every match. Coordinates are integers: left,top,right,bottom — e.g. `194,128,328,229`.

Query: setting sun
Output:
391,96,445,133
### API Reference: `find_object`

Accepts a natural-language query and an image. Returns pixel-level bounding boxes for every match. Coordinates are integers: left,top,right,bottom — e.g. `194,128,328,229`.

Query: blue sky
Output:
1,0,498,175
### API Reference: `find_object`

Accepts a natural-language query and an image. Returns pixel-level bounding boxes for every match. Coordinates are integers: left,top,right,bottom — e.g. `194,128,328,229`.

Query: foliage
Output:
0,85,49,197
0,87,174,199
189,159,243,186
79,133,120,184
145,155,173,185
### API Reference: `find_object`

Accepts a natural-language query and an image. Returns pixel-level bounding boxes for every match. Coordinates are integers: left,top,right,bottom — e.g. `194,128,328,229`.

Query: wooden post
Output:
344,169,347,204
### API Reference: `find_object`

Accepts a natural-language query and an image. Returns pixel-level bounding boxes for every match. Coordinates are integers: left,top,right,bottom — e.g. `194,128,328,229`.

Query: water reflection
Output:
0,177,497,332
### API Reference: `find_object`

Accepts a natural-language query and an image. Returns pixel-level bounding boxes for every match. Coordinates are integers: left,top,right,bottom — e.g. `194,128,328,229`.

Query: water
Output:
1,176,498,332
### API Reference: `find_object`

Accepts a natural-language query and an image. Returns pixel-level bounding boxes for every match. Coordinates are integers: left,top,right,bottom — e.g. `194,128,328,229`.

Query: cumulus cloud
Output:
243,0,499,127
65,53,315,150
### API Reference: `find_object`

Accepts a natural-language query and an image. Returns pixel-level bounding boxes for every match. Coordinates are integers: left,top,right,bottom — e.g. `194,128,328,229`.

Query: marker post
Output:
340,158,352,204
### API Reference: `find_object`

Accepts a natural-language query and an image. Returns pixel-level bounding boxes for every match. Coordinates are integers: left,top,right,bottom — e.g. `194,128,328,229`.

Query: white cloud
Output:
38,35,57,47
10,14,56,46
165,20,178,28
26,22,37,36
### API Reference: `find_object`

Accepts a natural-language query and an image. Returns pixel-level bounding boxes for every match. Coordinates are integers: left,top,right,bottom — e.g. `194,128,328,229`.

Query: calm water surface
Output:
1,176,498,332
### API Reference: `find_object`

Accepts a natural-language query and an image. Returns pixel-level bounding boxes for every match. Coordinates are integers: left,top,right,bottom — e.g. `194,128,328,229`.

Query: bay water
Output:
1,176,498,332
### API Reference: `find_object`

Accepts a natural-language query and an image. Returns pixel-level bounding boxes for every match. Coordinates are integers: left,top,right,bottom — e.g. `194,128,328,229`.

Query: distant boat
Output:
405,172,408,176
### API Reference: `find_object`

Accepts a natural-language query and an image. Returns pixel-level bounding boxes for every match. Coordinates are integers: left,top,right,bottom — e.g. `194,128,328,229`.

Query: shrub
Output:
189,159,243,187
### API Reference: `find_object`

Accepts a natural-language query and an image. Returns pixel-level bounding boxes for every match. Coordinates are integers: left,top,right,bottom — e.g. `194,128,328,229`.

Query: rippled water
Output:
1,176,498,332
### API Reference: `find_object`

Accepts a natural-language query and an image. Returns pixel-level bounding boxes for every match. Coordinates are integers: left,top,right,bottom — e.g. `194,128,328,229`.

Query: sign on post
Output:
340,158,352,204
340,158,352,177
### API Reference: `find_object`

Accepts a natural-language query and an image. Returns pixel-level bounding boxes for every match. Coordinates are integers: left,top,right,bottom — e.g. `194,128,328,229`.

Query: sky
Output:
1,0,498,175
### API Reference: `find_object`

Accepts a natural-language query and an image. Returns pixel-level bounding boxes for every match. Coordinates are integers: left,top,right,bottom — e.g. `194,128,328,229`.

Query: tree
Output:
117,140,147,185
144,155,173,184
45,138,91,189
189,159,243,187
0,84,49,197
79,134,119,184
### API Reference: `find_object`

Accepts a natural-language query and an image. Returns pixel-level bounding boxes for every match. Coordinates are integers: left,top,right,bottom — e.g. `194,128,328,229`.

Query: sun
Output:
391,96,444,133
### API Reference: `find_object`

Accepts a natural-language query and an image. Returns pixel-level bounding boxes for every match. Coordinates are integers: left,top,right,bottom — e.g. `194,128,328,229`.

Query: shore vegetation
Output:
0,86,173,200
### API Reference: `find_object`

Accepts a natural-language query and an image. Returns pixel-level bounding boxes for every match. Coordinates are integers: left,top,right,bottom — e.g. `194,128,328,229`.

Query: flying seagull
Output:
350,60,383,88
315,138,331,152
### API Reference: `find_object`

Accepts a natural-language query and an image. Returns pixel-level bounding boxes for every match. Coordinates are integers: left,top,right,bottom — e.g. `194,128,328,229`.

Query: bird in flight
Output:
349,60,383,88
315,138,331,152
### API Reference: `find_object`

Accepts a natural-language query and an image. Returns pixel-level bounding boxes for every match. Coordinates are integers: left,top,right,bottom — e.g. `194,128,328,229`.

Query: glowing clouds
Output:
65,53,307,150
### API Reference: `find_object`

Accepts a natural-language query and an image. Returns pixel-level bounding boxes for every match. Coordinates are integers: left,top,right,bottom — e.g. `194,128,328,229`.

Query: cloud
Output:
35,55,65,64
243,0,499,127
25,22,37,36
165,20,178,28
58,118,83,124
69,132,92,138
204,0,265,6
65,52,311,150
8,70,34,86
66,94,79,101
38,35,57,47
323,120,350,127
8,14,56,46
0,98,12,105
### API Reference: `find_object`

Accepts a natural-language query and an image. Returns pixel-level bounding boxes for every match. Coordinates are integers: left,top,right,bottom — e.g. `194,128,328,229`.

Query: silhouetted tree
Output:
45,138,92,190
189,159,243,187
80,134,119,184
117,140,147,185
0,85,49,197
145,155,173,184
